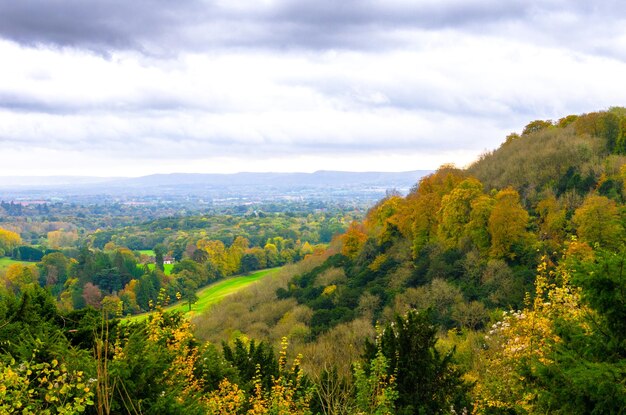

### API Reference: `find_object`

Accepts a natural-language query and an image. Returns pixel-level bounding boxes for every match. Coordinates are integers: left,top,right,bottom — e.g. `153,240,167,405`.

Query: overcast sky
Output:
0,0,624,176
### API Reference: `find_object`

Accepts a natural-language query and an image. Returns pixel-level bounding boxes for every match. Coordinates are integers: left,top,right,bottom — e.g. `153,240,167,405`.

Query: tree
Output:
438,177,484,248
240,253,261,273
574,111,621,152
47,229,78,249
264,243,280,267
522,119,553,136
180,272,199,312
0,227,21,255
154,244,165,272
82,282,102,309
465,194,495,252
4,263,38,293
572,194,623,250
340,222,367,260
353,350,398,415
39,252,70,290
365,310,471,414
488,188,529,259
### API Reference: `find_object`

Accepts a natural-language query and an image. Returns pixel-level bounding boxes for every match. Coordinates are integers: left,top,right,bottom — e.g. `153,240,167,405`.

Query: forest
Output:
1,107,626,414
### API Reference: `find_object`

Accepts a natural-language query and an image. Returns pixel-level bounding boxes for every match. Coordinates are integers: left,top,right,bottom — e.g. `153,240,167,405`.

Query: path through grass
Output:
125,267,280,322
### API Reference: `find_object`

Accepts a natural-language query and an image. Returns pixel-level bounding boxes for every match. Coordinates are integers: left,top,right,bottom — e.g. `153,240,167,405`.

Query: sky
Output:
0,0,625,177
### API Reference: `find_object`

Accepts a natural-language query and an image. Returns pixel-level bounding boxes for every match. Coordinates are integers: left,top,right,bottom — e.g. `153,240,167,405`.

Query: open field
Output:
144,262,174,275
0,257,33,271
125,267,280,322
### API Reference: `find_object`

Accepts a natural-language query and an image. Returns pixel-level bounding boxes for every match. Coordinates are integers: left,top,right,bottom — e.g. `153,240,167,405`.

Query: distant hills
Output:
108,171,431,188
0,170,432,203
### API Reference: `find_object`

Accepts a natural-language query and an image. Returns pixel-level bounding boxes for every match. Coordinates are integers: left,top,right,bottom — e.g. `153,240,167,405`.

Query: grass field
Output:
138,250,155,256
125,267,280,322
0,257,32,271
144,262,174,275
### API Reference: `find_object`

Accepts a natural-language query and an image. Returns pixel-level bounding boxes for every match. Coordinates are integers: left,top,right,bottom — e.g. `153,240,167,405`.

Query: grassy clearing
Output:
144,263,174,275
124,267,280,323
0,257,32,271
138,249,155,256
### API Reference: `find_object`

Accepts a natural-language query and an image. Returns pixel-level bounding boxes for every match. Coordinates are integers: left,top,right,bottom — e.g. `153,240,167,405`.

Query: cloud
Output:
1,0,623,56
0,1,625,176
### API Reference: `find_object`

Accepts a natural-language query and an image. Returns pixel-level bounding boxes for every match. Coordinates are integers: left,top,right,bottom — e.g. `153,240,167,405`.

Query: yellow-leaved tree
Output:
572,194,623,250
488,188,529,259
438,177,484,249
472,249,589,413
0,227,21,256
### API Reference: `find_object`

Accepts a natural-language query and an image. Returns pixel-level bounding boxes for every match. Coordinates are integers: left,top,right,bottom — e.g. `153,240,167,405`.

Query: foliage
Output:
365,310,471,414
353,350,398,415
0,358,94,414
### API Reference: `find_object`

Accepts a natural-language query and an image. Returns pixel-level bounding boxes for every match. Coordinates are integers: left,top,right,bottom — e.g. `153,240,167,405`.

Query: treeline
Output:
0,210,353,258
89,210,351,252
1,234,324,315
0,200,362,243
0,209,357,314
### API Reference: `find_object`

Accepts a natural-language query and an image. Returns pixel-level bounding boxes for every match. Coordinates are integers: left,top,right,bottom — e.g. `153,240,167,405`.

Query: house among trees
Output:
163,255,175,264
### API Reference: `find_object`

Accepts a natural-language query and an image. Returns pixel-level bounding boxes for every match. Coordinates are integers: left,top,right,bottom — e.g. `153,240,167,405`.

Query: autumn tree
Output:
39,252,71,292
522,119,553,136
574,111,621,152
3,263,39,293
395,165,466,255
0,227,21,256
340,222,368,259
488,188,530,259
536,194,568,251
47,229,78,249
365,195,403,245
572,194,623,250
465,194,495,252
438,177,484,249
82,282,102,309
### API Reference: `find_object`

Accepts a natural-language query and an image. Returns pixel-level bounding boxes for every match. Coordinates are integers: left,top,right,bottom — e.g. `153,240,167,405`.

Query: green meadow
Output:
125,267,280,322
0,257,32,271
144,262,174,275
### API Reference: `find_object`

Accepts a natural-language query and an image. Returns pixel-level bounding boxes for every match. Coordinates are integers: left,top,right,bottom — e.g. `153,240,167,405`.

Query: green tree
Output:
522,119,553,135
365,310,471,414
154,244,165,272
181,272,199,312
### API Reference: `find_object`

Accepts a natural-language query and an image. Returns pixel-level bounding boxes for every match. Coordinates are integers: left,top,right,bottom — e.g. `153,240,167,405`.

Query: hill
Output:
193,107,626,413
468,107,626,204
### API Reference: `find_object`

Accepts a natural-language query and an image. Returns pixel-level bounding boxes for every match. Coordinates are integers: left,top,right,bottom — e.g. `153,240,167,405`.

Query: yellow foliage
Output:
340,222,367,259
4,263,39,292
0,227,21,252
488,188,529,259
322,285,337,296
368,254,387,272
472,256,590,413
572,194,623,249
247,338,312,415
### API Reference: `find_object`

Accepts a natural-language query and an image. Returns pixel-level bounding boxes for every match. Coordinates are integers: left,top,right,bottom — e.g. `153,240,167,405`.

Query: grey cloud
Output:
0,90,220,115
0,0,211,55
3,0,615,54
